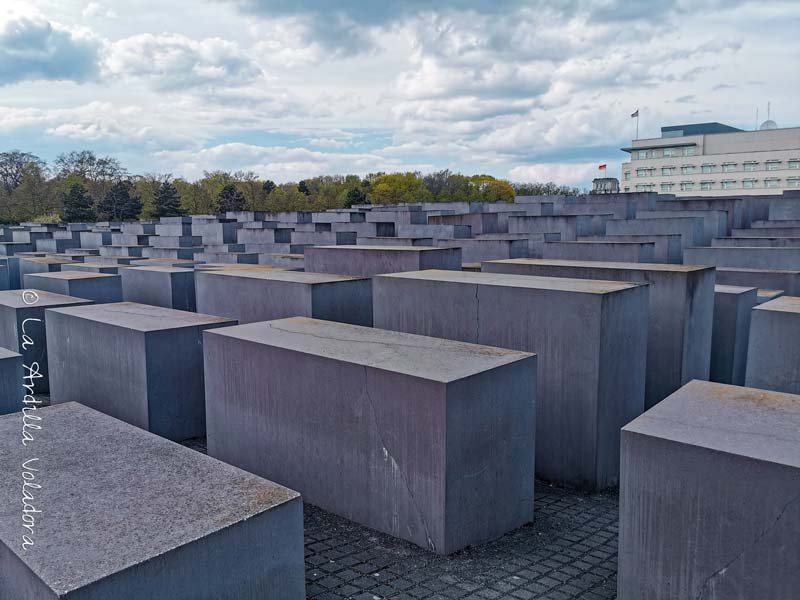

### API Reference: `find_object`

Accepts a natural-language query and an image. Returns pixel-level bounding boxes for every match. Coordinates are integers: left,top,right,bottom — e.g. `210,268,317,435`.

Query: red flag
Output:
598,164,607,171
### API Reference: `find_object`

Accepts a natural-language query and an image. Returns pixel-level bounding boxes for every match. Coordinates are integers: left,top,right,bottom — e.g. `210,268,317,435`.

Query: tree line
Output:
0,149,582,224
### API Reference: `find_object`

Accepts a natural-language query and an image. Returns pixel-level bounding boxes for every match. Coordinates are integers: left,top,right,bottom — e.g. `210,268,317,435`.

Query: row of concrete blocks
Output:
2,360,798,598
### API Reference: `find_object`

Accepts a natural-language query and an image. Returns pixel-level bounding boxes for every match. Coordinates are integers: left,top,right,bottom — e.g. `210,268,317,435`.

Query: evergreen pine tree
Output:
216,183,247,212
153,181,185,217
98,180,142,221
62,182,96,222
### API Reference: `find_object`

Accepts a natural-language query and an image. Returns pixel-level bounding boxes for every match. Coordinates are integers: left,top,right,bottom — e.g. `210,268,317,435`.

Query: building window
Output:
661,183,674,192
700,181,713,191
743,162,758,172
683,147,696,156
743,179,757,189
636,168,648,177
623,171,631,181
722,180,736,190
637,150,651,159
722,163,736,173
680,181,695,191
623,186,630,192
662,167,676,176
765,178,780,188
701,164,714,174
789,160,800,170
663,147,676,158
766,161,781,171
787,177,800,188
681,165,695,175
635,184,655,192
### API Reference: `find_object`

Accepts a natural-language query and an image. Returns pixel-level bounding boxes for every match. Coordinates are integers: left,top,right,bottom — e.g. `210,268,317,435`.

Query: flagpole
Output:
636,114,639,140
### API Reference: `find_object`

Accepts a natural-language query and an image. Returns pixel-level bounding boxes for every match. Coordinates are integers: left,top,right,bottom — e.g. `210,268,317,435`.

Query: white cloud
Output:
509,162,609,186
104,33,263,90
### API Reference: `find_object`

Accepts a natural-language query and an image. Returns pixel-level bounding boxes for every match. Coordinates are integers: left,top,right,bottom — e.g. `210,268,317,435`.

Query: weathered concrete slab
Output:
580,234,682,264
304,245,462,276
618,380,800,600
121,266,197,311
0,402,305,599
606,216,703,249
22,271,123,304
0,347,22,415
0,257,20,289
0,290,92,393
710,285,757,386
745,296,800,394
712,236,800,247
196,270,372,326
756,288,785,304
483,259,715,408
205,317,535,554
715,266,800,295
19,257,75,281
61,261,125,274
542,241,656,263
373,269,648,489
47,302,236,440
685,246,800,270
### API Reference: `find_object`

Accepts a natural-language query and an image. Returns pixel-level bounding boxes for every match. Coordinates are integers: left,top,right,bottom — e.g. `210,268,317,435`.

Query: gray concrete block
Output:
47,302,236,440
618,380,800,600
710,285,757,386
606,216,703,249
0,347,22,415
373,269,648,489
733,226,800,237
19,257,75,281
204,317,535,554
0,257,20,289
304,245,462,276
685,246,800,270
579,234,683,264
0,402,305,600
23,271,123,304
542,241,657,263
712,236,800,247
121,266,197,311
745,296,800,394
0,290,92,393
482,259,715,408
756,288,785,304
196,270,372,325
715,267,800,295
61,261,125,274
436,238,529,263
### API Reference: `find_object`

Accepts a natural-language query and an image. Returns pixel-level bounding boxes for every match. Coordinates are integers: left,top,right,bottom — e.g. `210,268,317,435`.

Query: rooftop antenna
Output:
767,101,771,121
755,107,759,130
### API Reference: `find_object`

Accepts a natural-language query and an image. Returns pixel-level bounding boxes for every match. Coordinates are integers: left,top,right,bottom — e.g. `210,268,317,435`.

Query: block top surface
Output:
484,258,713,273
20,256,75,265
754,295,800,314
200,269,365,284
46,301,235,331
0,402,299,595
377,269,642,295
714,284,757,295
25,271,118,281
208,317,534,383
0,290,92,309
623,380,800,468
125,265,194,274
717,267,800,275
311,245,447,252
0,346,20,359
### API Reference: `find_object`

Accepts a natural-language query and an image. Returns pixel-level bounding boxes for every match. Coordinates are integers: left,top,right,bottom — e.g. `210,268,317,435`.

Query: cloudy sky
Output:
1,1,798,186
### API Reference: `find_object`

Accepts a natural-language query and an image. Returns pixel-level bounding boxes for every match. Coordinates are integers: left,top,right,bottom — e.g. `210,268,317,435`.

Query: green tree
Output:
344,187,367,207
368,172,432,204
63,183,96,222
217,183,247,212
262,180,276,195
153,181,185,217
97,180,142,221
